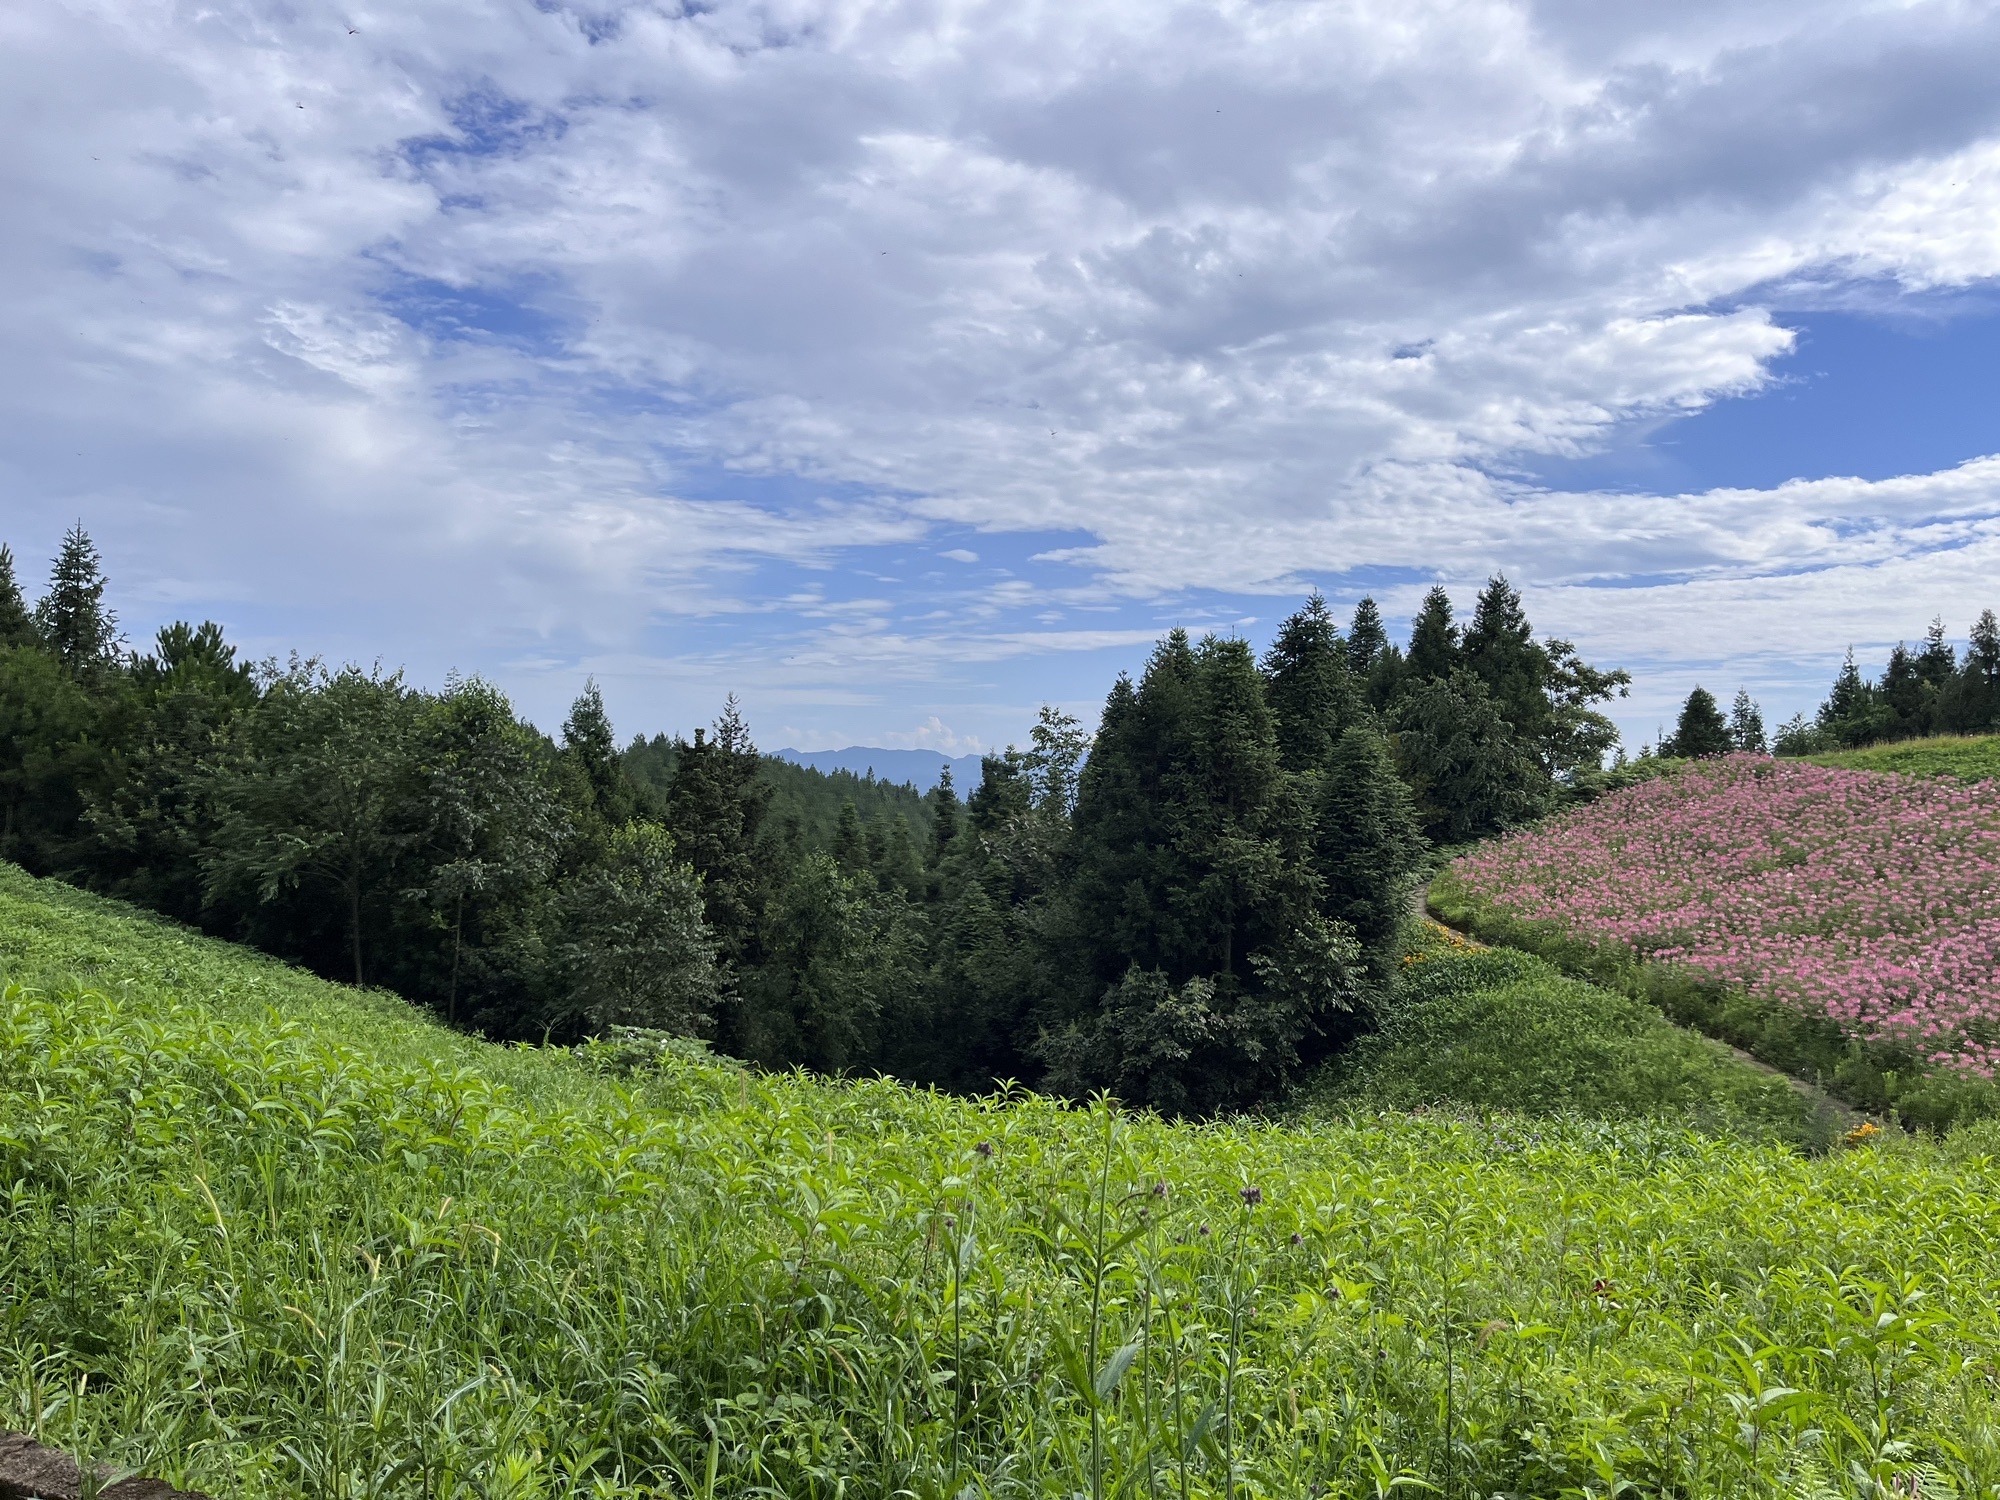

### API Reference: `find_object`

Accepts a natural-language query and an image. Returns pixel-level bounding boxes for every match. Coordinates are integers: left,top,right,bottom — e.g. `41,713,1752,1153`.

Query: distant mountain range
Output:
771,746,987,793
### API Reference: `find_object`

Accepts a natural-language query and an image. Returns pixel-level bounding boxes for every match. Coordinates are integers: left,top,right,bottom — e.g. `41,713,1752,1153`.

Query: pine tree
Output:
1662,686,1732,758
1314,725,1426,981
561,680,627,821
1459,574,1548,745
0,545,37,648
1878,644,1927,739
1346,597,1388,677
831,799,868,873
925,764,962,867
34,523,120,673
661,694,774,977
1262,593,1362,772
1945,610,2000,732
1405,585,1459,683
1389,671,1547,840
1728,689,1767,754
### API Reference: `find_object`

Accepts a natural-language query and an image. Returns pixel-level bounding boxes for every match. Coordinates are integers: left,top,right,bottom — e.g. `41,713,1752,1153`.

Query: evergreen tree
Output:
1917,617,1957,693
34,524,121,674
1405,585,1459,683
1459,574,1547,744
1313,725,1426,982
561,680,629,822
1943,610,2000,732
1262,593,1362,772
1662,686,1733,759
1390,671,1547,841
661,695,774,976
924,765,962,868
1056,631,1357,1111
1818,649,1885,746
1346,597,1388,677
1878,643,1927,740
78,621,261,922
0,545,36,647
1728,689,1767,754
831,799,868,873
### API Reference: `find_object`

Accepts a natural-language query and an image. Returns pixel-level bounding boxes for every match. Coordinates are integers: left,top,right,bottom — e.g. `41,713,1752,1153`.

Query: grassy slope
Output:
9,867,2000,1497
1806,733,2000,782
1308,922,1831,1148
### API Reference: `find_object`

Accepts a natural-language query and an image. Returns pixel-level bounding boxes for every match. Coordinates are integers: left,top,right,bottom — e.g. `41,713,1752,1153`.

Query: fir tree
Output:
0,545,37,648
831,798,868,873
34,523,120,673
1389,671,1547,841
1460,574,1548,744
1878,643,1927,739
1313,725,1426,981
1662,686,1732,759
1262,593,1362,772
1728,689,1767,754
561,680,628,821
661,694,774,976
925,765,962,867
1405,584,1459,683
1346,597,1388,677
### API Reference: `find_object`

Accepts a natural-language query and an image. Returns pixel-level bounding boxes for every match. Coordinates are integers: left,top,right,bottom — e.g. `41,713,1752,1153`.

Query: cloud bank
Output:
6,0,2000,743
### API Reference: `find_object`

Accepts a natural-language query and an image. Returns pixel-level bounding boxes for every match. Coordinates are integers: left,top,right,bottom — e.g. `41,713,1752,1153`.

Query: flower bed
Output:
1449,755,2000,1075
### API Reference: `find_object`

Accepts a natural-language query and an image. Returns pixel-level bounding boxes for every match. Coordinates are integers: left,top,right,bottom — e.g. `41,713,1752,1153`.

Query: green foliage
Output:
12,868,2000,1499
1729,689,1768,754
1312,724,1426,980
1662,685,1734,759
0,544,36,648
1390,671,1548,841
31,523,121,675
1405,583,1459,682
554,821,718,1034
1313,922,1826,1147
1261,593,1362,772
202,661,423,988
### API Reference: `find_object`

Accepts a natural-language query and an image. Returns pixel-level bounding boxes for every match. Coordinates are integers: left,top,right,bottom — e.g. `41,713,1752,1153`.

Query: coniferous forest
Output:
7,526,1633,1111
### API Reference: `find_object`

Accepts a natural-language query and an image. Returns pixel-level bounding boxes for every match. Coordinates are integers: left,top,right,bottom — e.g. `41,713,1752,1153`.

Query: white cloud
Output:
5,0,2000,738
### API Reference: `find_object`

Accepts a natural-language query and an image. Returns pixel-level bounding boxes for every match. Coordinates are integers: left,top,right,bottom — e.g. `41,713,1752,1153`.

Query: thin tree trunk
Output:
348,870,365,988
448,895,463,1025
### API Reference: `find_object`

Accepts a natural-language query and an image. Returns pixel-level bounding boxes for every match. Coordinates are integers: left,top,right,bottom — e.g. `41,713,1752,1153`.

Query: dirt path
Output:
1411,882,1872,1137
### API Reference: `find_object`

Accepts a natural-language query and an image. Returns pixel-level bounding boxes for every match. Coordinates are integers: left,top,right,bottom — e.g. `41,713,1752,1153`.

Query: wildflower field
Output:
1439,753,2000,1089
12,866,2000,1497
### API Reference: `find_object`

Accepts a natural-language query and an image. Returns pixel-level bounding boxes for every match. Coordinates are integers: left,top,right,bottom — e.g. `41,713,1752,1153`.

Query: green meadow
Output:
1806,733,2000,782
9,864,2000,1499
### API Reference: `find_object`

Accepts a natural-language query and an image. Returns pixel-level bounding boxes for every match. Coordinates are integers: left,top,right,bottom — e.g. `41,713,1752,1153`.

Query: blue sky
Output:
7,0,2000,756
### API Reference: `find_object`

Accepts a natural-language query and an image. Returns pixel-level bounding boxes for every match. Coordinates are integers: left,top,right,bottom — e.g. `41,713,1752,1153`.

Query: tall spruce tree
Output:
1055,630,1357,1113
1728,689,1767,754
662,695,774,976
34,524,120,674
1405,585,1460,683
1347,597,1388,677
561,680,639,826
1663,686,1733,759
1313,725,1425,982
1944,610,2000,732
0,545,36,647
1460,574,1548,744
1262,593,1362,772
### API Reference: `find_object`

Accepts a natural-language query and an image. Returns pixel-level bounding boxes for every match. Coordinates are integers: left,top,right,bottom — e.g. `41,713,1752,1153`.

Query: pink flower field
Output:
1450,755,2000,1074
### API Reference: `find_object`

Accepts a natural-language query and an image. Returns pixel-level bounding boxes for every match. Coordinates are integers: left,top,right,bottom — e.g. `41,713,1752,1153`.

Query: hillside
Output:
1807,732,2000,782
7,865,2000,1497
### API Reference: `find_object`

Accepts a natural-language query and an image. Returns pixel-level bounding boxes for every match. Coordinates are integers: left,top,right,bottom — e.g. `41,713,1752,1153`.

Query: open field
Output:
10,865,2000,1497
1808,735,2000,783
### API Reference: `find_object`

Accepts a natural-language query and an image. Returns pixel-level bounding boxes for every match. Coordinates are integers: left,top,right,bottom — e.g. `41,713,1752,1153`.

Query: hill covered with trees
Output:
0,528,1626,1110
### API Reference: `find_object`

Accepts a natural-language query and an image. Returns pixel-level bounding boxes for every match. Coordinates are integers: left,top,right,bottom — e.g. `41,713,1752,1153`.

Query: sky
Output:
6,0,2000,756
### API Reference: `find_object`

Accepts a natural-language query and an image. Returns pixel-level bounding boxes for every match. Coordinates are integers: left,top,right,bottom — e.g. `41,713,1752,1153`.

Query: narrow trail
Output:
1412,882,1872,1137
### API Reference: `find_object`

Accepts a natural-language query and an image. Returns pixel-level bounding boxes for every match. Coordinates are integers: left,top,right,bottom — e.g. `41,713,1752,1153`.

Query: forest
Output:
7,528,1629,1111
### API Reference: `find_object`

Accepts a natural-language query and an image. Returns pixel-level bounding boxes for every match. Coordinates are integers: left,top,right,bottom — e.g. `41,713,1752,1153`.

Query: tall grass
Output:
9,864,2000,1496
